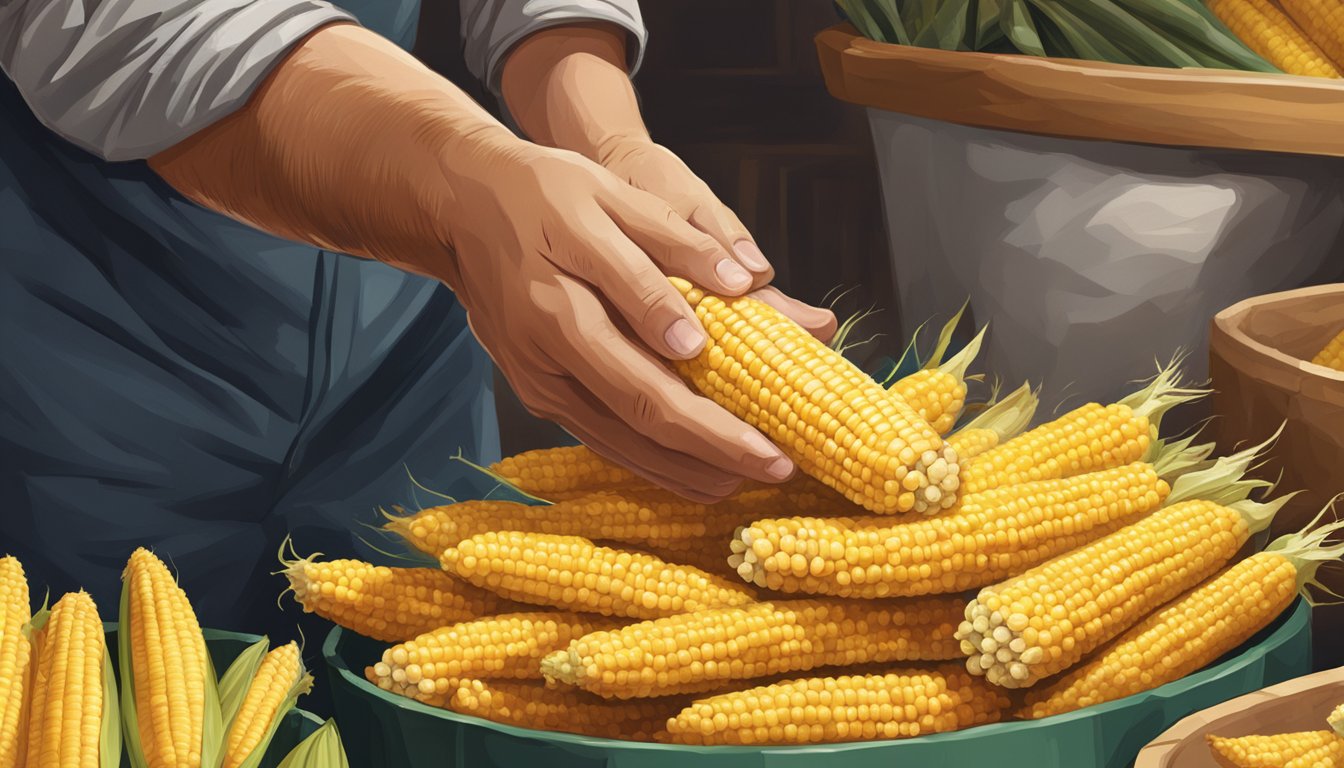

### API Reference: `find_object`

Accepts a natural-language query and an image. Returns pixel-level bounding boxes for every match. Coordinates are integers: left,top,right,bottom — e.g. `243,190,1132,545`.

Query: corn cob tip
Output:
900,444,961,515
540,649,580,687
1265,497,1344,601
1329,702,1344,737
1120,357,1208,432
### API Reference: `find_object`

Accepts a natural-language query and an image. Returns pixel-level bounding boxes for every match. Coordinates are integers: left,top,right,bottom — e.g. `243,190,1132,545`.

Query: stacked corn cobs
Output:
1312,326,1344,372
841,0,1344,79
0,548,345,768
283,285,1344,747
1206,700,1344,767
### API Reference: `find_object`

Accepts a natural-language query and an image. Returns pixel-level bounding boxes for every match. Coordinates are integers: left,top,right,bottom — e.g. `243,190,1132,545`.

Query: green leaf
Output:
99,641,122,768
838,0,894,43
1031,5,1079,58
1112,0,1278,71
1027,0,1138,64
975,0,1007,48
870,0,913,45
277,721,348,768
118,577,149,768
234,662,315,768
203,645,226,768
1001,0,1048,56
1048,0,1201,67
218,638,270,728
914,0,973,50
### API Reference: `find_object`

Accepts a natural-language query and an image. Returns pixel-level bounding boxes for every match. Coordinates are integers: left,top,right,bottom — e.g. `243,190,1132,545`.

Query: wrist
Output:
429,120,533,248
591,132,655,169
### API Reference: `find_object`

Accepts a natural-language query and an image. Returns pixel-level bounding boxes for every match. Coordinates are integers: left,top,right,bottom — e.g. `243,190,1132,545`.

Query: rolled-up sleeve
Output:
460,0,646,95
0,0,356,161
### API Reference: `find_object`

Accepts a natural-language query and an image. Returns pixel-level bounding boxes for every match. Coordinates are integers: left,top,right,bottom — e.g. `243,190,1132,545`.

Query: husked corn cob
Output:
25,591,106,768
944,382,1038,461
385,482,845,559
662,665,1010,746
1286,736,1344,767
541,597,964,699
1208,0,1341,77
0,557,30,768
1020,507,1344,718
490,445,640,499
1312,329,1344,372
223,642,311,768
888,327,987,434
124,547,209,768
957,491,1286,689
671,277,956,515
444,679,680,740
959,365,1203,496
1281,0,1344,73
367,612,622,703
282,551,520,643
1208,732,1342,768
732,434,1219,596
442,532,755,619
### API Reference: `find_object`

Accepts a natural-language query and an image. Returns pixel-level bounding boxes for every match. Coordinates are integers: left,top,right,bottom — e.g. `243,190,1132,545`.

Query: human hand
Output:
596,136,838,341
424,135,799,501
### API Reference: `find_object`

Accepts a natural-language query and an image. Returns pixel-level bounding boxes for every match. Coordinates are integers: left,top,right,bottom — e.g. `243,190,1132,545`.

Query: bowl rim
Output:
321,597,1310,753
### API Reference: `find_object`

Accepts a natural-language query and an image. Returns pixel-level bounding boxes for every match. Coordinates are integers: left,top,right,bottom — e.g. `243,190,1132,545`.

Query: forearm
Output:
149,23,520,276
500,23,649,164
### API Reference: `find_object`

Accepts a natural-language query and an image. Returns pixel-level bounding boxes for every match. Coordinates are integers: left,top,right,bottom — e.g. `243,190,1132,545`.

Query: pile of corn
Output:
0,549,347,767
1207,700,1344,767
1312,327,1344,372
280,282,1344,747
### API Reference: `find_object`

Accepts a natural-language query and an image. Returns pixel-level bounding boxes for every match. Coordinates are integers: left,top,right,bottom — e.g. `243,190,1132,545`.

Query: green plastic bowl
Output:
106,625,322,768
324,598,1312,768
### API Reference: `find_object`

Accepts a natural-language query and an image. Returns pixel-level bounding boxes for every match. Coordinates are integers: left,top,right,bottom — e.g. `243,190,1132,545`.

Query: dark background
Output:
413,1,892,455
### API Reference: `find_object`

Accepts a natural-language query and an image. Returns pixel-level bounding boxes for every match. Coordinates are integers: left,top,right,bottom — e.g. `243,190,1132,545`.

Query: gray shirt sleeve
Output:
0,0,356,161
459,0,647,96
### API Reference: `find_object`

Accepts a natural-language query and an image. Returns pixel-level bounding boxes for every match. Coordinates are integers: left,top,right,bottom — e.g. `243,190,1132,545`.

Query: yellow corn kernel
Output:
733,462,1170,597
1281,0,1344,70
671,277,956,515
490,445,640,499
662,665,1010,745
957,496,1283,689
1330,701,1344,736
25,591,105,768
222,642,310,768
0,556,30,768
887,326,987,435
945,382,1038,462
1019,552,1298,718
442,532,756,619
1208,731,1342,768
541,597,964,699
366,612,622,703
124,547,209,768
282,554,521,643
444,679,680,741
1312,329,1344,372
1286,734,1344,767
1208,0,1341,77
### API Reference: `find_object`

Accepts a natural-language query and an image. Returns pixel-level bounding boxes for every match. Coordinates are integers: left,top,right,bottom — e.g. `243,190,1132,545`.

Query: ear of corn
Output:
960,363,1206,495
1207,0,1341,77
222,642,311,768
25,591,120,768
1285,735,1344,768
671,277,957,515
366,612,622,703
490,446,641,500
119,547,222,768
216,640,272,733
1279,0,1344,71
661,665,1010,746
541,597,964,699
945,382,1039,461
0,556,31,768
1311,329,1344,372
889,324,988,435
281,549,521,643
444,679,681,741
274,720,347,768
441,531,756,619
957,489,1288,689
1208,731,1341,768
731,433,1223,597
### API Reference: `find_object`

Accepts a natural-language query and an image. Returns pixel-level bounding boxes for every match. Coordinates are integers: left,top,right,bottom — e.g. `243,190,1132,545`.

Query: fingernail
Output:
715,258,753,291
765,457,794,480
664,318,706,357
743,430,784,463
733,240,769,272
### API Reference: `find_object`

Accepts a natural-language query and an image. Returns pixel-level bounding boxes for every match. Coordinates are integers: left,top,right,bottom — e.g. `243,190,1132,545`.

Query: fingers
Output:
600,189,756,297
546,279,798,486
752,286,839,343
686,204,775,289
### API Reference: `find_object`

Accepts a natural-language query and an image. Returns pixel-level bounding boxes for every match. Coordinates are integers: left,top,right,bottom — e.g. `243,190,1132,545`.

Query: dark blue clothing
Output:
0,0,501,637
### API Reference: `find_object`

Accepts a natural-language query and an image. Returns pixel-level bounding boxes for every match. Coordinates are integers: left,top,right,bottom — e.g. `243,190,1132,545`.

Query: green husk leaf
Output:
914,0,973,49
922,300,970,370
936,326,988,384
277,720,348,768
119,574,149,768
870,0,913,45
1265,497,1344,604
880,319,930,386
218,637,271,728
1001,0,1048,56
1148,433,1216,480
1026,0,1139,65
1047,0,1202,67
1165,427,1282,507
958,381,1038,440
99,639,122,768
203,638,226,768
1033,7,1079,58
1120,355,1210,435
235,653,316,768
975,0,1006,47
839,0,900,44
1113,0,1277,70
